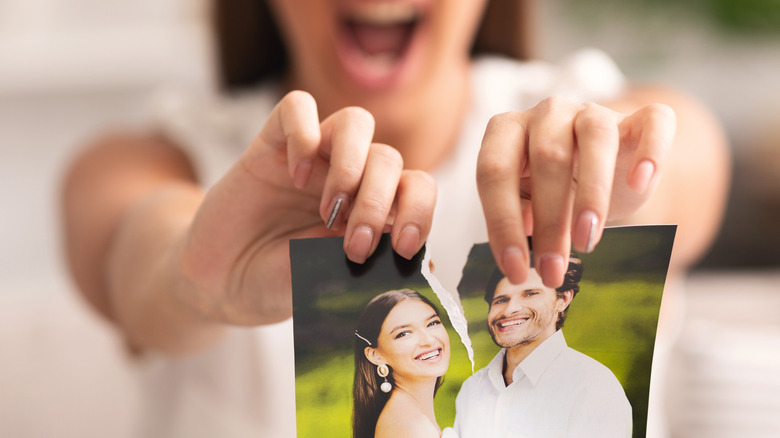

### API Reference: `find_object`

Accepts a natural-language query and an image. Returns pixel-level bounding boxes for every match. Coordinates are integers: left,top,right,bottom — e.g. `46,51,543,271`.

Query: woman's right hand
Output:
173,91,436,326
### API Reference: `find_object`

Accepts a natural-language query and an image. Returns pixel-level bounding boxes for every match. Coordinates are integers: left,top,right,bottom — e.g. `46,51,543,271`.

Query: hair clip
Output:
355,331,372,346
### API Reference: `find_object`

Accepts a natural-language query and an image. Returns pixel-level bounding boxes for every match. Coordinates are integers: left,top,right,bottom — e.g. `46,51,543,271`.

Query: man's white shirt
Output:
454,330,632,438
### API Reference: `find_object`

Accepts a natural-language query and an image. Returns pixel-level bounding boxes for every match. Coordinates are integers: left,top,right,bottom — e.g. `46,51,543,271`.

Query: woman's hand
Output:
477,96,676,288
175,91,437,326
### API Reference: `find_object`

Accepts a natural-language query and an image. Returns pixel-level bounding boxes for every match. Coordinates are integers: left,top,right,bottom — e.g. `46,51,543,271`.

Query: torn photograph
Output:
290,225,676,438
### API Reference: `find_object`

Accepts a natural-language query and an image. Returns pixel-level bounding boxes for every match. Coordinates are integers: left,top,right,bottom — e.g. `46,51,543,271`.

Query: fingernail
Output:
293,159,313,189
631,160,655,193
395,225,421,260
347,226,374,263
574,210,599,253
501,246,528,285
538,253,565,288
325,194,348,230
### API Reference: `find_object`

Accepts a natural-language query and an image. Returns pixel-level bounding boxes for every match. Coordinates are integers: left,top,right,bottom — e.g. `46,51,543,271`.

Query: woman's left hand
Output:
476,96,676,288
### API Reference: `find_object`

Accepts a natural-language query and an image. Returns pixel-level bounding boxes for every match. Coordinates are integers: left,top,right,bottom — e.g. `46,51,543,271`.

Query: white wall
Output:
0,2,212,437
0,0,213,94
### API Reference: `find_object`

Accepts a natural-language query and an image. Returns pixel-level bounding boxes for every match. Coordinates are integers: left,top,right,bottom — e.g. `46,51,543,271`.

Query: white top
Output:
142,50,625,437
454,331,632,438
441,426,459,438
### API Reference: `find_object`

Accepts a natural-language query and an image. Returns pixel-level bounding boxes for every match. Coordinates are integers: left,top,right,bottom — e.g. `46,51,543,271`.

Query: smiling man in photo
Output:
454,255,632,438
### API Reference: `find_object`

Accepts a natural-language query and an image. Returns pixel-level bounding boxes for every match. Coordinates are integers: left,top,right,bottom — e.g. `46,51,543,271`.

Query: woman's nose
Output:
418,328,434,345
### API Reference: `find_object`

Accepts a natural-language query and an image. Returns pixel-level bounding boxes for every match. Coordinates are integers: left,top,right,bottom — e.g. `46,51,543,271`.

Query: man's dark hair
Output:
484,255,583,330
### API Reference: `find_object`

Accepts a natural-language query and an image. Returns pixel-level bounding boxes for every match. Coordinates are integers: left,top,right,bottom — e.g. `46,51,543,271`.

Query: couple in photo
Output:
351,256,632,438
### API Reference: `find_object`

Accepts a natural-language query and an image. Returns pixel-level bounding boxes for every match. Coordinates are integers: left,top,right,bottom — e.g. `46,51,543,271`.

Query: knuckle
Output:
337,106,376,130
490,215,524,238
486,112,518,128
286,126,319,147
577,180,611,205
356,194,390,219
536,95,567,113
575,111,615,137
485,112,524,137
336,161,364,183
532,139,570,167
477,153,515,183
402,169,436,188
534,220,567,241
646,103,677,124
369,143,404,170
281,90,314,108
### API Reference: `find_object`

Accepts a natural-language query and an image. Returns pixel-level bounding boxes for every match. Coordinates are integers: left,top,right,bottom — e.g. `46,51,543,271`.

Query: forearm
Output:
106,182,226,355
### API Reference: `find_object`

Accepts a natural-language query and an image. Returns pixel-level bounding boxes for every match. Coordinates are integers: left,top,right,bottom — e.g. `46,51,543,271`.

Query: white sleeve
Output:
144,85,279,188
567,374,633,438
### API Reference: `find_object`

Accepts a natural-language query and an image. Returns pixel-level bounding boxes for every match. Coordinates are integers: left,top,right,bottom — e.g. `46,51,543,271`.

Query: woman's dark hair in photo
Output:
212,0,537,91
352,289,442,438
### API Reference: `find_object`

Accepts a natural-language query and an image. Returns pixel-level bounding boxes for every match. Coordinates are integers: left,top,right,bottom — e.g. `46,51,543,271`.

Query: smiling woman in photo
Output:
353,289,455,438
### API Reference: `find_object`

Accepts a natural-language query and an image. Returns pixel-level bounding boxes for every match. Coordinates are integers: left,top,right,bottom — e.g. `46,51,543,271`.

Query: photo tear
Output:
290,225,676,438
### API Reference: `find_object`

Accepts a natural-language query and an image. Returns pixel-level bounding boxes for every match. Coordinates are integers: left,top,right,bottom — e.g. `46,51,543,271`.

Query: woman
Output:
353,290,454,438
61,0,729,435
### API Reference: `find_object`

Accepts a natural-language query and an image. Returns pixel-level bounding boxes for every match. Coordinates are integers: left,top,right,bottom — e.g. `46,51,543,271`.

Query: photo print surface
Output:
290,225,676,438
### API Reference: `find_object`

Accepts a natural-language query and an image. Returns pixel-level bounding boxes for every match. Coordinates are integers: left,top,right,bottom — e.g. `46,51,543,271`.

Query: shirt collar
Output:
486,348,509,390
485,330,568,389
515,330,567,386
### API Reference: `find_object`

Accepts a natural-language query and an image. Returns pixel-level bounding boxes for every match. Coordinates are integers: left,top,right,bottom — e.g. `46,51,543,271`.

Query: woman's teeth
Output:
417,349,441,361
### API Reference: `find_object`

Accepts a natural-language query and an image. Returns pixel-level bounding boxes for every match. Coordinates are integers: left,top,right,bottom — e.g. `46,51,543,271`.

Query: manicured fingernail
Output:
538,253,565,288
325,194,348,230
631,160,655,193
501,246,528,285
293,159,313,189
347,226,374,263
574,210,599,253
395,225,421,260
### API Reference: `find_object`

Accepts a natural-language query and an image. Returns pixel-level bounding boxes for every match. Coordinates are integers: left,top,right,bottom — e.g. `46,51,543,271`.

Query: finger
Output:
391,170,437,260
318,107,376,230
622,103,676,194
571,103,620,253
343,143,404,264
477,112,531,285
254,90,321,189
527,97,579,288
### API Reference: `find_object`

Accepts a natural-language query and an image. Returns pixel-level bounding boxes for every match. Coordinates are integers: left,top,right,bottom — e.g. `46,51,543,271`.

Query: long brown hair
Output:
352,289,442,438
212,0,538,91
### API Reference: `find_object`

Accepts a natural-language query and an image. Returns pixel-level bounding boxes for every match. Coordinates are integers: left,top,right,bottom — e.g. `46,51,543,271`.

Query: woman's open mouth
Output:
336,1,427,89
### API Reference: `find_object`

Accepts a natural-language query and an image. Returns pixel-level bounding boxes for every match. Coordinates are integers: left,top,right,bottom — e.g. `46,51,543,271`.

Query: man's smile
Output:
495,316,530,331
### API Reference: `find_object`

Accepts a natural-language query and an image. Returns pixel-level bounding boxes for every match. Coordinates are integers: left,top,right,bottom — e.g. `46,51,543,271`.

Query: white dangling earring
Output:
377,364,392,393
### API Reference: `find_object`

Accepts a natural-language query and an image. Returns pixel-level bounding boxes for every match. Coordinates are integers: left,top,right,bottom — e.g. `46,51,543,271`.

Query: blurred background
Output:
1,0,779,436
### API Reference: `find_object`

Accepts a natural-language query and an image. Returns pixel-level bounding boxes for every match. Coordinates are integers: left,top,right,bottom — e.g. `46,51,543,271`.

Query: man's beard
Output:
487,319,543,349
487,308,561,349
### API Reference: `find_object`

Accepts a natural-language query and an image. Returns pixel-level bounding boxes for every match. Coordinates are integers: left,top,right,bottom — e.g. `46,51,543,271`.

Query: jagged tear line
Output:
421,250,475,374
